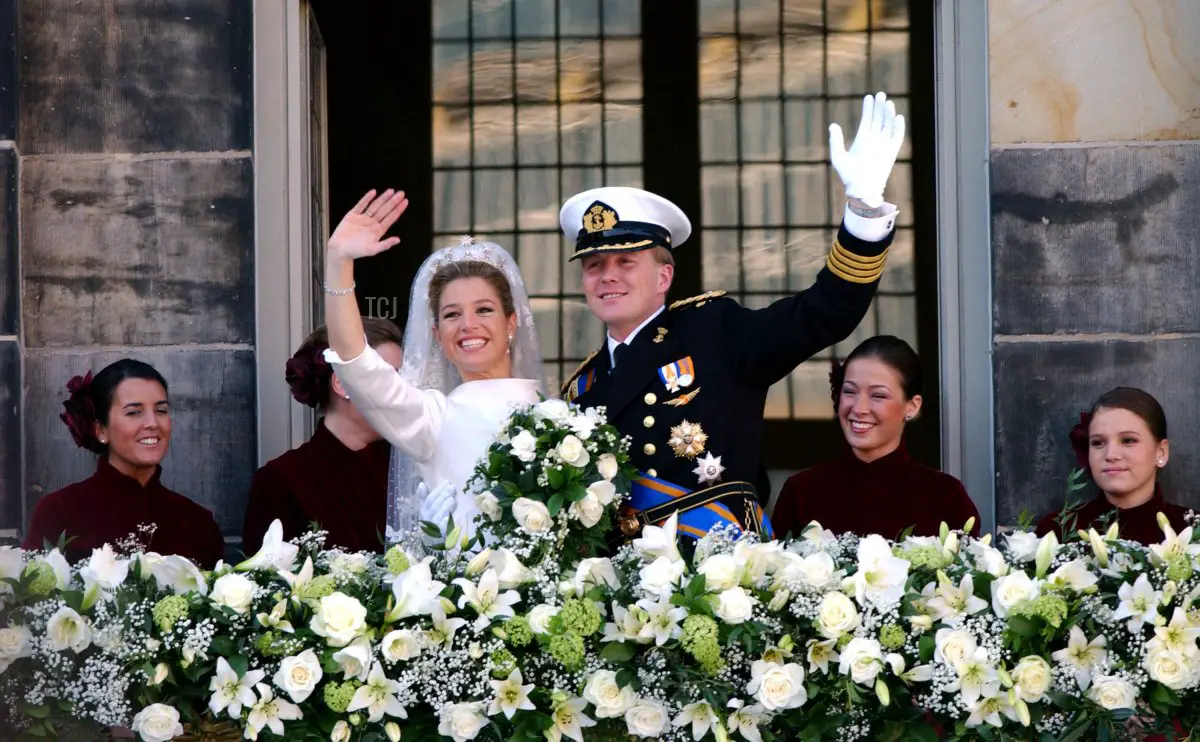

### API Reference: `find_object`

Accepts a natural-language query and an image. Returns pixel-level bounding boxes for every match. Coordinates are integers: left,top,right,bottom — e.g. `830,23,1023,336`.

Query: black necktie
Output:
611,343,628,375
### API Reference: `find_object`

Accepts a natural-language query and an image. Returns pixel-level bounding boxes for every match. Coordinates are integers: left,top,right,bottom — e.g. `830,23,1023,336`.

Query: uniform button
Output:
648,468,657,477
644,393,657,405
643,416,655,428
643,443,656,456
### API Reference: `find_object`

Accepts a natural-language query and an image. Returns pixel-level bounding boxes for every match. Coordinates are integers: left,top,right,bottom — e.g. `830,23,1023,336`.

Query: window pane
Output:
474,104,515,166
561,104,604,164
472,0,512,39
434,43,470,104
603,0,640,35
741,229,786,293
740,164,785,226
740,101,782,162
603,39,642,99
739,36,780,97
880,229,914,293
701,165,739,227
434,0,469,39
559,0,600,35
605,104,642,163
701,102,737,161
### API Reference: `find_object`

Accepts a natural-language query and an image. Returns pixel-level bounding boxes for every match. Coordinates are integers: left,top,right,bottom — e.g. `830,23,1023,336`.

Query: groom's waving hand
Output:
558,92,905,545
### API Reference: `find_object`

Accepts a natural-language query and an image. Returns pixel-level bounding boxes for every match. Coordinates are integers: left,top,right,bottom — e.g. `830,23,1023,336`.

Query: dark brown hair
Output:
427,260,515,320
61,359,169,454
286,317,404,409
829,335,923,411
1090,387,1168,441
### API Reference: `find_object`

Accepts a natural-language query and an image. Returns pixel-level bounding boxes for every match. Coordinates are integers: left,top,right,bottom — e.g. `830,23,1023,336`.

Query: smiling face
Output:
1088,406,1168,508
95,378,172,478
435,276,517,381
837,357,921,462
581,250,673,341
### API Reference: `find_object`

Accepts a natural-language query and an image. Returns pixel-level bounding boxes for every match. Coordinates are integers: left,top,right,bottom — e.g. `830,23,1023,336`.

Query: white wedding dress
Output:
325,343,543,539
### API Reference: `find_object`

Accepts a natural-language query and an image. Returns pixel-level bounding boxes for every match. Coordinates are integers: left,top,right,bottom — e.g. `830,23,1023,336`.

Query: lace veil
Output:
385,237,545,550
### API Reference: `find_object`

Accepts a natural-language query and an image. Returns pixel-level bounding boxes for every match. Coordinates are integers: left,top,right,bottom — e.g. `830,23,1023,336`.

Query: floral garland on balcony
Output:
1,399,1199,742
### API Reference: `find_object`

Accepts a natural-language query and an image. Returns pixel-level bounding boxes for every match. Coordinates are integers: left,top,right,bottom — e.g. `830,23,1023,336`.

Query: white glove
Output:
828,91,906,209
417,480,457,535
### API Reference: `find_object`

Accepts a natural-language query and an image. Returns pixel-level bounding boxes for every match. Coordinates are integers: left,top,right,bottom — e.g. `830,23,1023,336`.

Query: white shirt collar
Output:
606,305,666,366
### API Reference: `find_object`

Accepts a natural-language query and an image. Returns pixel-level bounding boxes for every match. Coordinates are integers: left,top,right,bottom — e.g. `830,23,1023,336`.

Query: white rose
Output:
331,720,352,742
698,554,743,592
510,430,538,463
1004,531,1040,562
838,637,884,685
1145,647,1193,690
488,548,535,589
528,605,560,635
81,544,130,592
733,541,785,583
381,629,422,662
1088,674,1137,710
210,573,256,615
713,586,758,624
583,670,635,718
310,592,368,647
46,606,91,653
569,494,605,528
967,541,1009,577
796,552,837,589
274,649,323,703
330,553,371,576
934,628,977,668
816,592,860,639
332,637,374,682
438,701,489,742
512,498,553,533
1011,655,1052,702
638,557,685,597
475,492,502,521
586,479,616,506
990,571,1040,618
574,558,620,593
556,435,591,468
130,703,183,742
624,697,669,738
534,398,572,423
569,413,597,440
0,626,31,661
746,660,808,710
596,453,619,481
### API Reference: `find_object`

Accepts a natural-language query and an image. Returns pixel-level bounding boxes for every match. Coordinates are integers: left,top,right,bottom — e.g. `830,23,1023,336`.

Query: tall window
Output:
431,0,645,392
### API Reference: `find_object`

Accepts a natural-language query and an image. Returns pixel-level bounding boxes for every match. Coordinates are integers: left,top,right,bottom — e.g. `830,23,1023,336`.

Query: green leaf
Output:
547,493,565,516
1007,614,1039,637
685,573,707,599
615,667,638,689
565,482,588,503
210,636,238,657
61,589,85,612
547,467,565,489
1046,691,1083,711
23,704,49,719
228,653,249,678
918,634,934,664
1059,718,1095,742
600,641,637,664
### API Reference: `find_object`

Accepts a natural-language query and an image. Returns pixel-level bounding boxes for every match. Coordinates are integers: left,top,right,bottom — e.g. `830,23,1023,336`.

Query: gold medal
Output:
668,420,708,459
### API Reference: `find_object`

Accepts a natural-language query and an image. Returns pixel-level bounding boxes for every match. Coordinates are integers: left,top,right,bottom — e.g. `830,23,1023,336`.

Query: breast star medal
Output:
668,420,707,459
693,452,725,485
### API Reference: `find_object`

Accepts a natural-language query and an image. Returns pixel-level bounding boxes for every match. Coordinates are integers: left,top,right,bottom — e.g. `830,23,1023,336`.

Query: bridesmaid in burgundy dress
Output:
23,359,225,567
242,317,403,554
771,336,979,540
1037,387,1189,545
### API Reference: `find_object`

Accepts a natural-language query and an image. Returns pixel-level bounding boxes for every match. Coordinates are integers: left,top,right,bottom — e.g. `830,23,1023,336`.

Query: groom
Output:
559,91,906,542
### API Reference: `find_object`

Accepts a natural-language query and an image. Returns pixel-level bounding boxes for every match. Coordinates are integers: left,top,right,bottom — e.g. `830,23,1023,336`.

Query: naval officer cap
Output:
559,186,692,261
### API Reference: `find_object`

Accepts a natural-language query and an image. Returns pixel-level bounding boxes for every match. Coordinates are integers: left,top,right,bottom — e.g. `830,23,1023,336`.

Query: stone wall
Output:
989,0,1200,525
9,0,256,557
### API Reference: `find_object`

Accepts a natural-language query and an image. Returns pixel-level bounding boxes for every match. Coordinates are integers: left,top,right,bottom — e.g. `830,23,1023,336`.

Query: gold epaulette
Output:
560,350,600,397
669,290,728,311
826,237,887,284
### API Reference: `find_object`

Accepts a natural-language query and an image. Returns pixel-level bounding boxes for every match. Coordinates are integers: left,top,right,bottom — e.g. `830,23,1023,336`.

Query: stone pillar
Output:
0,0,19,544
989,1,1200,525
17,1,258,557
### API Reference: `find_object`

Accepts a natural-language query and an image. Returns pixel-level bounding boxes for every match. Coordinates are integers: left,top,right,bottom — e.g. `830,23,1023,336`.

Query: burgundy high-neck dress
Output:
1036,485,1190,546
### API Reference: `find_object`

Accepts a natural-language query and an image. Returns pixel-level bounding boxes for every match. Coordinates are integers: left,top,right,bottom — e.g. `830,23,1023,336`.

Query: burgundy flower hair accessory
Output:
285,344,334,409
60,370,106,454
1069,410,1093,470
828,360,845,410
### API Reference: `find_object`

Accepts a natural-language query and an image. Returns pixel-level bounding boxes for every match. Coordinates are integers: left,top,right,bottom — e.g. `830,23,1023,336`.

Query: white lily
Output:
725,699,765,742
255,600,295,634
1150,519,1200,566
1111,574,1162,632
631,512,682,563
347,662,409,723
547,695,596,742
1051,626,1108,691
1149,607,1200,657
237,520,300,572
453,569,521,630
1048,559,1098,593
389,557,447,621
806,638,839,675
278,557,314,602
634,594,688,647
208,657,264,719
245,683,303,737
427,603,469,650
924,572,988,627
672,701,716,741
332,636,374,682
487,668,536,719
949,648,1001,705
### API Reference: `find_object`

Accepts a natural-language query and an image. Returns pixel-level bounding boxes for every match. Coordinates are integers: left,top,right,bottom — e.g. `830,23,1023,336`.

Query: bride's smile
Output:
433,274,519,382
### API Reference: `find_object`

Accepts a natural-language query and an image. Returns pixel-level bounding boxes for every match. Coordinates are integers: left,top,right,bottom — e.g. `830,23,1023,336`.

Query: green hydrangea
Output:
385,546,410,576
556,598,602,637
151,595,189,633
879,623,906,651
26,561,57,596
548,633,585,670
323,680,361,713
681,615,723,674
900,546,946,571
1167,554,1193,582
255,630,300,657
503,616,533,647
490,648,518,678
297,575,337,601
1013,594,1069,629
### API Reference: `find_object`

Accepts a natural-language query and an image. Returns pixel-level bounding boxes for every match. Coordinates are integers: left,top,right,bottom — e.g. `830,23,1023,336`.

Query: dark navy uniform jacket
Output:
563,220,892,531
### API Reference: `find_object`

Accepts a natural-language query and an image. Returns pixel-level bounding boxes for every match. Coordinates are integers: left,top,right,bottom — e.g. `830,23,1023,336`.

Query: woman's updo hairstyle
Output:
60,359,169,454
285,317,404,408
427,260,516,320
828,335,923,413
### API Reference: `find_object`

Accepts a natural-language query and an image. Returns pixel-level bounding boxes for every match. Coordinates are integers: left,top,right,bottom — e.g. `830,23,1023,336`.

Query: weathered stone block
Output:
992,144,1200,336
0,146,14,335
21,155,255,347
0,0,15,140
994,338,1200,527
990,0,1200,143
23,348,256,538
0,341,18,531
19,0,252,154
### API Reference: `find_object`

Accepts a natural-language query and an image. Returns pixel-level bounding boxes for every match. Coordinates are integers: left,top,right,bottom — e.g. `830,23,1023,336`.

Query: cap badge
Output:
583,201,619,234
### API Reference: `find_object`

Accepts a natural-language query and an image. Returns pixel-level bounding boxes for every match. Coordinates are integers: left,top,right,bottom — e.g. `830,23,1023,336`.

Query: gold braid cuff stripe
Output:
826,239,887,284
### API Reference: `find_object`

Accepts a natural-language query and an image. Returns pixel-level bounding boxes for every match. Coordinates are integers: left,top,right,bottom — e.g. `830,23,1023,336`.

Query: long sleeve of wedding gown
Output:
322,344,447,463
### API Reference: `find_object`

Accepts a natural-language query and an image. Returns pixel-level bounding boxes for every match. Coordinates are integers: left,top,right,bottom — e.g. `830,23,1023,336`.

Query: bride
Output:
322,189,545,551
